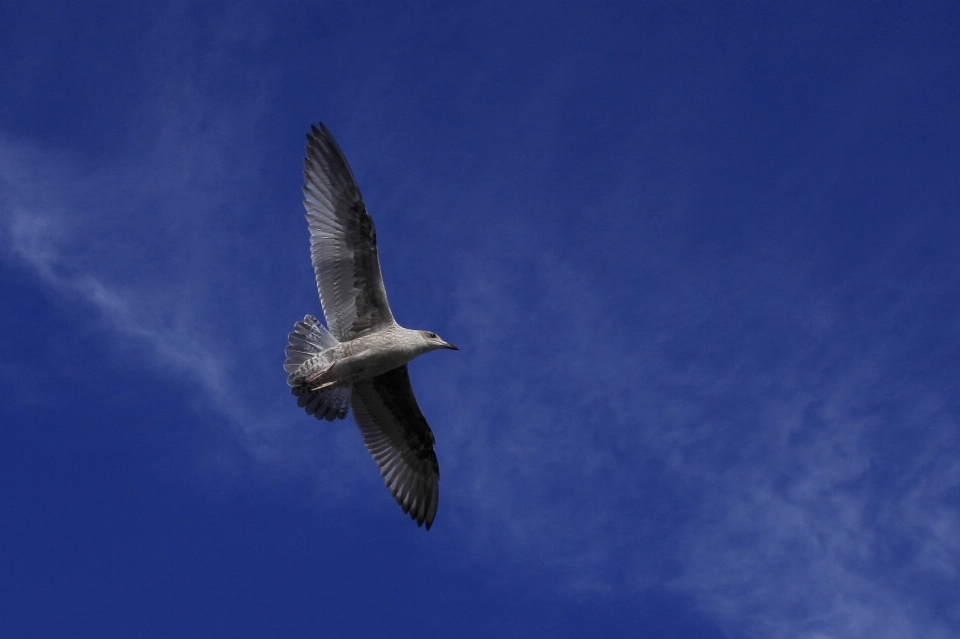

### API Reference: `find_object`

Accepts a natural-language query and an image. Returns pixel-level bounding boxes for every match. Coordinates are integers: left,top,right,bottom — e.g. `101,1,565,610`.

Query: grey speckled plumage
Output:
284,123,457,530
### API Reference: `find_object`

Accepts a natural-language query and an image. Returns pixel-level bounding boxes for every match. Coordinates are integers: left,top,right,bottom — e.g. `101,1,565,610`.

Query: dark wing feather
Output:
303,123,395,341
351,366,440,529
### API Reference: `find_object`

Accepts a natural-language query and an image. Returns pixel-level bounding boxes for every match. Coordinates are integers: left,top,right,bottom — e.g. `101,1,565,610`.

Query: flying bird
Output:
284,123,458,530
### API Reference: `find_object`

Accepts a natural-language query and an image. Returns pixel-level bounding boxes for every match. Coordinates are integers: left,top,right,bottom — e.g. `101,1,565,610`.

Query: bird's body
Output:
289,324,444,389
284,123,456,530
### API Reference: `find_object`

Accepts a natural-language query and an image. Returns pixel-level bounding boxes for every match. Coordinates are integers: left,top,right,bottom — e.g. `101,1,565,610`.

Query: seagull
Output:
284,123,458,530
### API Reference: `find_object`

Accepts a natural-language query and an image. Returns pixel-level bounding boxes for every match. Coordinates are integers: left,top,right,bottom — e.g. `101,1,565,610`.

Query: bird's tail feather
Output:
284,314,338,372
293,383,350,421
285,315,350,421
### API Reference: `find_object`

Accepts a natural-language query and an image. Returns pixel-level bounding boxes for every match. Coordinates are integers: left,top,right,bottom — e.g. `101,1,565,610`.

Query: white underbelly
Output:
332,346,413,384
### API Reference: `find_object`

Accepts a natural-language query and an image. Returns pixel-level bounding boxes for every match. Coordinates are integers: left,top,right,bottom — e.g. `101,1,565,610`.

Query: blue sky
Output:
1,3,959,638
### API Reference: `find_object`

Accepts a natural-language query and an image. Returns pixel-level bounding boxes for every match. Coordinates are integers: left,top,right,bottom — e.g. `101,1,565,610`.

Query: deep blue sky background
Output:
2,3,959,638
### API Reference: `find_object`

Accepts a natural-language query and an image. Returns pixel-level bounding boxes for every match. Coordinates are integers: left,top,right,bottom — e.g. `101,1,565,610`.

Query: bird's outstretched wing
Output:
303,123,395,341
351,365,440,529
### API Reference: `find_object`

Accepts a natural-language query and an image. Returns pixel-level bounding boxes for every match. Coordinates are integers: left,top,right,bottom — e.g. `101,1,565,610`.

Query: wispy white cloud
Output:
0,127,384,505
405,172,960,637
6,200,228,407
673,379,959,639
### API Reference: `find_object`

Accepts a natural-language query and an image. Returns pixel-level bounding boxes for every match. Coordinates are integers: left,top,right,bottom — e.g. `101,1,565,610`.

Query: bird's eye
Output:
428,332,437,339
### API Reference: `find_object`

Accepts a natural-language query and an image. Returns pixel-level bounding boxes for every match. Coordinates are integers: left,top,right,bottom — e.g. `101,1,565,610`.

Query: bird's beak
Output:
442,341,459,351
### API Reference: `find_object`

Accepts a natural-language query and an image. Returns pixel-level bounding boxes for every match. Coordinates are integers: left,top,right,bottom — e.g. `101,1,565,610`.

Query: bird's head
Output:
418,330,459,352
